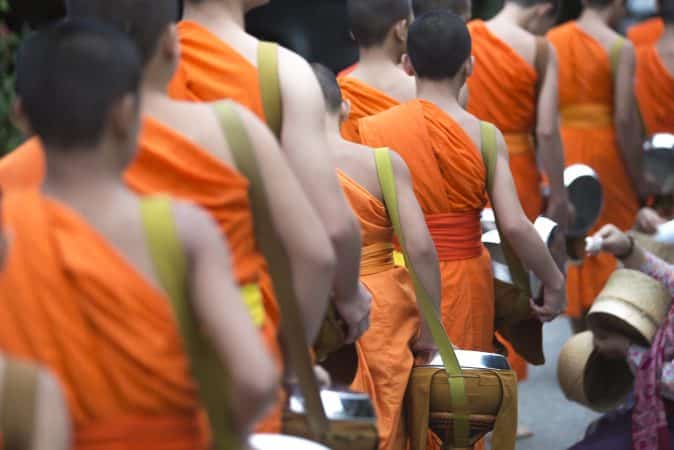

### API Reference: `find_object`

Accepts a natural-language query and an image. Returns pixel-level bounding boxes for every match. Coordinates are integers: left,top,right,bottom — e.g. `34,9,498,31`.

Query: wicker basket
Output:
587,269,670,345
557,331,633,412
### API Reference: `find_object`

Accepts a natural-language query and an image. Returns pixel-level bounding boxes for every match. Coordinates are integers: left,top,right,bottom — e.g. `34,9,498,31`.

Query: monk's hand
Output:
593,329,631,359
335,282,372,344
412,325,438,366
635,207,666,235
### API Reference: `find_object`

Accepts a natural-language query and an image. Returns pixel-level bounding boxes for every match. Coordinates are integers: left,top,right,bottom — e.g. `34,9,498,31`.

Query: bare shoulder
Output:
276,45,324,101
170,200,224,256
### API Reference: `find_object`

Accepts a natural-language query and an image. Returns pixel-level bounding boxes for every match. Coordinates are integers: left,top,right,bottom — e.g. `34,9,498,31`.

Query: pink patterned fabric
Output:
633,253,674,450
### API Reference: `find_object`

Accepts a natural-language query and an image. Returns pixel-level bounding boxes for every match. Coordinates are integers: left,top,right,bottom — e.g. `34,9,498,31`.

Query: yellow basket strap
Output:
140,196,240,450
258,41,283,139
373,148,471,447
212,102,329,440
609,37,627,77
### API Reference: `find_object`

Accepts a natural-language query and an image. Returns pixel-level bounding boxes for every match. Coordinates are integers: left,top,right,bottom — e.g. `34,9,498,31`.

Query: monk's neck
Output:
578,7,613,27
416,80,462,113
184,0,245,31
355,45,403,75
490,2,531,28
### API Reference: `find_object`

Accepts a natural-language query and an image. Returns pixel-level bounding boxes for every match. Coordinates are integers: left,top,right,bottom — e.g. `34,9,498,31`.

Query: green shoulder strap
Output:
211,102,329,441
258,42,283,140
0,359,38,450
479,122,532,299
140,197,239,450
609,37,627,77
373,148,470,448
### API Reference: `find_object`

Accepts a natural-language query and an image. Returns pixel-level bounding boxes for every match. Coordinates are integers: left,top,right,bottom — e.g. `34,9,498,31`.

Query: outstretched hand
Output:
635,207,666,235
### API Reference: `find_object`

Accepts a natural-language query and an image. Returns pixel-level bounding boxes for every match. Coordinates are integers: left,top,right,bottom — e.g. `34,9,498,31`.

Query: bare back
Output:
349,63,417,104
332,139,384,200
486,20,537,66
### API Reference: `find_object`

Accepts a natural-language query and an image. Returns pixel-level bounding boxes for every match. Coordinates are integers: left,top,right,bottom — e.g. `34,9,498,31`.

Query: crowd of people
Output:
0,0,672,449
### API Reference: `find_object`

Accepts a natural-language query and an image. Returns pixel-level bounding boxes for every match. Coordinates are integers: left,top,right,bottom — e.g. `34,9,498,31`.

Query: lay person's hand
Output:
635,207,666,235
412,324,438,366
593,225,632,257
594,329,631,359
335,282,372,344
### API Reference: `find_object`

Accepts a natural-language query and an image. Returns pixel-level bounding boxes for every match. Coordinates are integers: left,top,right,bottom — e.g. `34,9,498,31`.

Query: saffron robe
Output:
628,17,665,47
359,100,495,352
635,45,674,135
339,171,421,450
125,118,283,432
547,22,639,318
0,190,208,450
338,77,400,143
0,138,45,191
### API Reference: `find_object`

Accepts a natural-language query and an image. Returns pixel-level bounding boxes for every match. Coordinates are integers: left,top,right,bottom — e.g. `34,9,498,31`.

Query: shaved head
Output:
66,0,180,63
662,0,674,22
412,0,472,20
509,0,559,13
348,0,412,48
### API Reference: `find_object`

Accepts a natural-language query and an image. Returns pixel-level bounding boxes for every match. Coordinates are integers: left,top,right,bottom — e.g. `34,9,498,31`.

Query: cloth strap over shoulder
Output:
140,197,239,450
258,42,283,140
373,148,471,448
609,37,627,77
0,359,39,450
211,102,329,441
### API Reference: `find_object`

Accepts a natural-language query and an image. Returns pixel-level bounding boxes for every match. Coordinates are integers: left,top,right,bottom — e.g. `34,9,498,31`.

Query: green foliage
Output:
1,0,23,154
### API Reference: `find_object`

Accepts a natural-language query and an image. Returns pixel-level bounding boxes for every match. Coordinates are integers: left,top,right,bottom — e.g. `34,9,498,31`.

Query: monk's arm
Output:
536,45,568,230
32,368,71,450
615,42,645,196
490,130,565,317
390,153,441,310
176,202,279,435
238,105,337,343
278,49,366,340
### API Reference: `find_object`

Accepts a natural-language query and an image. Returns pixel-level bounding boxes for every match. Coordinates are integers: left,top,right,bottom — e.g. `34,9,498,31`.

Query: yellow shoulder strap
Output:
373,148,470,448
0,359,39,450
257,41,283,139
479,123,532,300
140,197,240,450
609,37,627,77
211,103,329,441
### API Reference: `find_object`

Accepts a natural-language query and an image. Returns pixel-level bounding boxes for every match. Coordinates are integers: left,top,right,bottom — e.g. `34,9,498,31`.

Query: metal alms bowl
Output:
288,389,376,422
644,133,674,195
565,164,604,238
427,350,511,371
482,216,558,294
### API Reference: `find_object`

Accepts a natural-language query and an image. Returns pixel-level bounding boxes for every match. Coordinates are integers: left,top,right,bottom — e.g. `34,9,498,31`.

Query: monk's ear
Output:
109,93,141,146
161,24,180,63
11,98,33,138
465,56,475,78
393,18,409,44
535,3,553,18
340,99,351,123
401,54,416,76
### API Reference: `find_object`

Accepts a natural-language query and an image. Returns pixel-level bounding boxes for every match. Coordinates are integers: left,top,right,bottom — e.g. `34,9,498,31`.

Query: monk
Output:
339,0,416,143
313,63,441,450
64,0,340,433
411,0,473,21
358,10,566,355
0,355,71,450
2,20,278,449
548,0,642,326
169,0,367,341
628,1,665,47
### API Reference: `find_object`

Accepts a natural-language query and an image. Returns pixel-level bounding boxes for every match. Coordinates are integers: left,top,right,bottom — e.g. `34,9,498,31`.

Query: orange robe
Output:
339,171,421,450
548,23,639,318
124,118,283,432
467,20,540,381
0,190,208,450
628,17,664,47
338,77,400,143
0,137,45,191
168,21,266,121
467,20,543,222
635,45,674,135
359,100,495,352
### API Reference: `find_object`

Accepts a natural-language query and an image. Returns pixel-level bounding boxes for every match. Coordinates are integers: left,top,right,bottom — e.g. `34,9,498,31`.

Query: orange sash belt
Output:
425,211,482,261
561,104,613,129
75,412,208,450
360,242,395,276
504,132,534,156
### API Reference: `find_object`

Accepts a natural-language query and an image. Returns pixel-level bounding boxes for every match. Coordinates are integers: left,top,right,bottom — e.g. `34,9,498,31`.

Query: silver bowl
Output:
644,133,674,195
565,164,604,238
288,389,376,421
427,350,511,371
